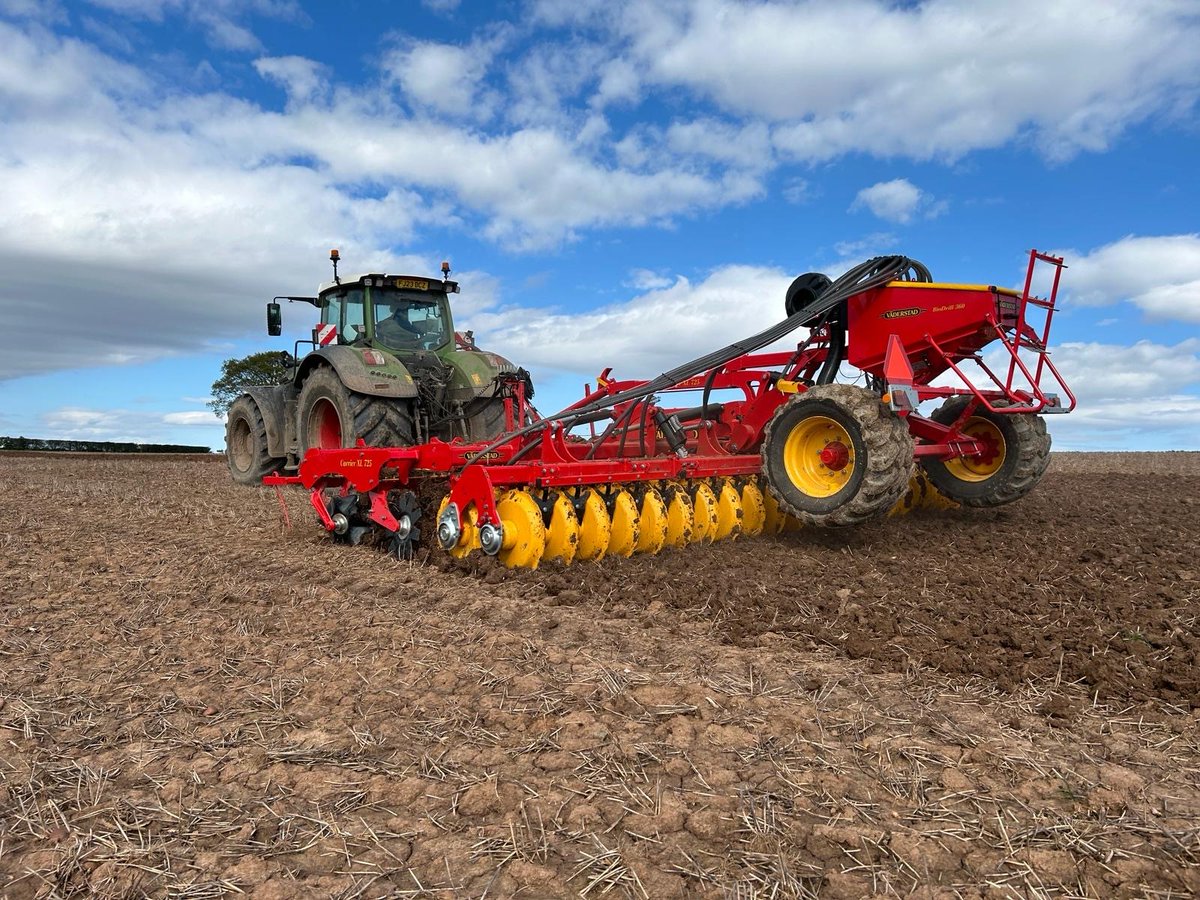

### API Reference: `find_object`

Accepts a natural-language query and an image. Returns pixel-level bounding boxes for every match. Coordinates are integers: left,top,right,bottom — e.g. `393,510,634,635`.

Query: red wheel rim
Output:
312,399,342,449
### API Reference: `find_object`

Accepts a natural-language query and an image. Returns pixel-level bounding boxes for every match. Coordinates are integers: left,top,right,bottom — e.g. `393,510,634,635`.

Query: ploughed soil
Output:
2,451,1198,898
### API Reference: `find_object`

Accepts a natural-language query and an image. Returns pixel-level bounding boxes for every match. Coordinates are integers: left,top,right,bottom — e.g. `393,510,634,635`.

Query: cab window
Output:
320,288,366,343
373,290,449,350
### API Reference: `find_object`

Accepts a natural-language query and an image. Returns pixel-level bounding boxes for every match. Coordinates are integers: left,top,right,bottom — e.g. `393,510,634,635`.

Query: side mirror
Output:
267,302,282,336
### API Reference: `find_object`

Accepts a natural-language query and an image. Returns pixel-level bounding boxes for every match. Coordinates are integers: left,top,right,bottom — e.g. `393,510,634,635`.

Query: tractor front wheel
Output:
921,397,1050,507
297,367,415,454
226,396,283,486
761,384,914,527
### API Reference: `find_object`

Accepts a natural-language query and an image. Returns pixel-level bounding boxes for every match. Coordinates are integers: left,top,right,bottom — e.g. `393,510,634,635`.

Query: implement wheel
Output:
226,396,283,486
761,384,914,527
921,397,1050,507
297,367,415,454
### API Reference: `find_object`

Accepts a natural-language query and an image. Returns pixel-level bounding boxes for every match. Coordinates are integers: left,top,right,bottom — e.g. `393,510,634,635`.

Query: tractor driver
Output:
374,297,422,348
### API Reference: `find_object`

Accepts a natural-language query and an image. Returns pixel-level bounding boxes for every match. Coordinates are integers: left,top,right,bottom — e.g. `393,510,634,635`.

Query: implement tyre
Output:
762,384,914,527
921,397,1050,507
226,396,283,486
297,367,415,453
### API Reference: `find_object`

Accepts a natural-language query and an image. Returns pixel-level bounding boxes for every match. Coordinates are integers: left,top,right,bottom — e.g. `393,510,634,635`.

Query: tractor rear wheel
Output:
463,396,511,441
761,384,914,527
297,366,416,454
921,397,1050,507
226,396,283,486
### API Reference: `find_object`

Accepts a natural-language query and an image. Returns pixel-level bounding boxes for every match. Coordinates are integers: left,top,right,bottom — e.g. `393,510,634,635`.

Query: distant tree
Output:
209,351,288,418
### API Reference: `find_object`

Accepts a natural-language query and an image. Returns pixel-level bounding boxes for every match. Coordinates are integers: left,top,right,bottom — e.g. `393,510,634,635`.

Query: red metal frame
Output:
265,250,1074,540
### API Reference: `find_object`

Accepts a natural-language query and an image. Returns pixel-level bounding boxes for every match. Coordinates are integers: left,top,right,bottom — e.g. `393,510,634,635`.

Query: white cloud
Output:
0,22,755,378
386,39,495,119
472,264,795,381
593,58,640,108
665,118,772,170
1056,234,1200,322
1044,340,1200,449
626,268,674,291
39,405,224,444
163,411,219,426
80,0,304,52
254,56,328,106
607,0,1200,162
932,339,1200,450
851,179,930,224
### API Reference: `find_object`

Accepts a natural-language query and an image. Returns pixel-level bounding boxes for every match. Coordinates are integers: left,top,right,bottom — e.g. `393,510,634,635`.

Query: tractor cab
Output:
313,274,458,355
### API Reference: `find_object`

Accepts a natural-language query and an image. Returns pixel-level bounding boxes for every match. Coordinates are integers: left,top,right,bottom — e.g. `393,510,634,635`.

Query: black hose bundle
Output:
465,255,930,465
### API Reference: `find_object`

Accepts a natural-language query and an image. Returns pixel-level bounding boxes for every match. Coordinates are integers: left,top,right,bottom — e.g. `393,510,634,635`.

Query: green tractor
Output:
225,251,530,486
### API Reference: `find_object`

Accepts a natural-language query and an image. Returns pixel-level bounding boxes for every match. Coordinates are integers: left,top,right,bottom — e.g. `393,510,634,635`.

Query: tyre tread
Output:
762,384,914,527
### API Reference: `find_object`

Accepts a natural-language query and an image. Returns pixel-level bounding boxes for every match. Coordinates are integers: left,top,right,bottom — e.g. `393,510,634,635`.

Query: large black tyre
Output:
761,384,914,527
921,397,1050,507
297,367,415,453
463,396,510,442
226,396,284,486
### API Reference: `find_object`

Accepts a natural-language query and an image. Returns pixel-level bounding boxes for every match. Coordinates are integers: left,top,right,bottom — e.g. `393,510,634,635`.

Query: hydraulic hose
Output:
465,254,930,465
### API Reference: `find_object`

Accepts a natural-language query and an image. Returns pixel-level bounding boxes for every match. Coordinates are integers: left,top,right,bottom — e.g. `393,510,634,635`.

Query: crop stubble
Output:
1,451,1198,898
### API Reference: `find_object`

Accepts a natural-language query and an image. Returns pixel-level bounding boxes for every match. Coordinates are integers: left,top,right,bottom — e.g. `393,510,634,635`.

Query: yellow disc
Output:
714,479,743,541
664,485,694,548
917,471,959,510
496,490,546,570
740,480,766,537
544,492,579,565
762,490,787,535
439,496,481,559
782,414,856,498
576,490,611,561
691,482,717,544
943,418,1005,483
889,475,920,517
607,489,639,558
635,488,668,555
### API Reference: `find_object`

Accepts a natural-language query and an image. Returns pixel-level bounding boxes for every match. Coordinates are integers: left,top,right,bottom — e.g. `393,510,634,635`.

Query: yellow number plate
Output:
394,278,429,290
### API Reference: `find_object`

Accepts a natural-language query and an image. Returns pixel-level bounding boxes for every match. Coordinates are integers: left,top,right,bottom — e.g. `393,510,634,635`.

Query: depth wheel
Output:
761,384,914,527
297,367,415,453
921,397,1050,507
226,396,283,485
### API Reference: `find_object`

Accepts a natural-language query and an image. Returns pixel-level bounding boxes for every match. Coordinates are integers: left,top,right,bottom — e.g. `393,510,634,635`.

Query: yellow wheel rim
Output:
782,414,856,498
608,490,639,558
691,482,717,544
944,417,1006,482
714,479,743,541
664,485,694,547
544,492,579,565
440,495,481,559
576,490,611,561
635,489,668,555
496,490,546,569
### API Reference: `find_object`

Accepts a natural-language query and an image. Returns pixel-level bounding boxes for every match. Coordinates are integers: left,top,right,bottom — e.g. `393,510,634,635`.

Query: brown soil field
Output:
2,451,1198,898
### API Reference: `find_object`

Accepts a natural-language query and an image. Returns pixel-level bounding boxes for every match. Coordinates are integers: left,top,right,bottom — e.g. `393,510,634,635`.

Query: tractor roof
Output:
319,274,460,295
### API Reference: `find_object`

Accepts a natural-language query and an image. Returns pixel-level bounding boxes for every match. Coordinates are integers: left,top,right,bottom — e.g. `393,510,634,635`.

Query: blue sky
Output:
1,0,1198,451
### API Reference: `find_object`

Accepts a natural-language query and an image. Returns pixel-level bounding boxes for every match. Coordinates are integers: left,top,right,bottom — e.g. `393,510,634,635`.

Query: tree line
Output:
0,436,211,454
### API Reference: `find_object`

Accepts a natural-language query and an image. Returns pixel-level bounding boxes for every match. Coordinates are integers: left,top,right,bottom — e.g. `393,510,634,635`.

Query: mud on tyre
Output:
225,396,283,486
921,396,1050,507
761,383,914,527
297,366,415,453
